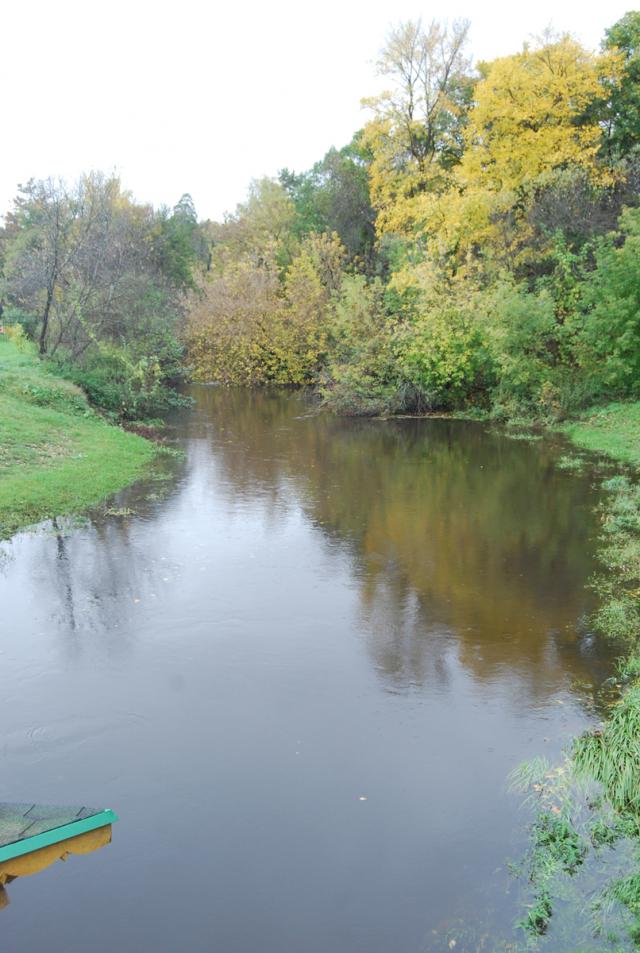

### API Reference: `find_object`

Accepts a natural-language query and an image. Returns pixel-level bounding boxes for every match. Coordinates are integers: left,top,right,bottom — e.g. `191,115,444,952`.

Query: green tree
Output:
1,173,195,416
577,207,640,396
154,193,209,289
601,12,640,159
279,134,376,264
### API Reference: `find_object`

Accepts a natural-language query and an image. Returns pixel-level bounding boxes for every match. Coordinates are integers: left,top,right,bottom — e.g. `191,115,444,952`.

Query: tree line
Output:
186,11,640,419
0,177,206,418
3,13,640,421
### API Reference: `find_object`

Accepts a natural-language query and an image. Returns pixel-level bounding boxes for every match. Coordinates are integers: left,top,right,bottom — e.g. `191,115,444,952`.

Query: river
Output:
0,387,617,951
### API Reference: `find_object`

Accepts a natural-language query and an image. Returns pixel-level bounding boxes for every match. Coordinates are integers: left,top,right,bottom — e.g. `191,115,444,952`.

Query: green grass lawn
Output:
560,402,640,467
0,335,156,538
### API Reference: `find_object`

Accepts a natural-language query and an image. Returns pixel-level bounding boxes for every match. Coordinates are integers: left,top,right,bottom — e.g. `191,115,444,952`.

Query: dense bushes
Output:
51,345,190,421
186,233,345,387
319,201,640,420
185,194,640,420
577,208,640,397
320,277,495,415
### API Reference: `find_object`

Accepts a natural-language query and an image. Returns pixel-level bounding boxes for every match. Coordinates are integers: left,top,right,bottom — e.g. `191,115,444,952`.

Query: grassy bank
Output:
561,403,640,468
0,335,157,539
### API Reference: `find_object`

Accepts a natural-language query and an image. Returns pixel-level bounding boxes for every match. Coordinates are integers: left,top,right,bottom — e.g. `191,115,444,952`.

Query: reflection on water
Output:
0,387,616,952
189,389,609,696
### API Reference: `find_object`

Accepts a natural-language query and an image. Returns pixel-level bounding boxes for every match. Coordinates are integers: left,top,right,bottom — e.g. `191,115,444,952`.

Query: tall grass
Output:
573,687,640,816
512,470,640,947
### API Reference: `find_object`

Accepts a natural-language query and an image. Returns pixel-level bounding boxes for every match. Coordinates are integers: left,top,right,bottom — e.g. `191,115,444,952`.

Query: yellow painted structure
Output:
0,824,113,885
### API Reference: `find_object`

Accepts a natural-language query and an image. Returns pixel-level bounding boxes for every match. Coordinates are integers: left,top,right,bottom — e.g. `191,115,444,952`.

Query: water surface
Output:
0,388,616,951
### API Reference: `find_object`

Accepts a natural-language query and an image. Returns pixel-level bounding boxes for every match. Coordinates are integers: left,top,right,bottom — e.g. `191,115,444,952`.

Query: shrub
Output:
3,323,31,351
321,275,403,415
186,235,345,387
52,345,190,420
576,208,640,397
394,299,494,410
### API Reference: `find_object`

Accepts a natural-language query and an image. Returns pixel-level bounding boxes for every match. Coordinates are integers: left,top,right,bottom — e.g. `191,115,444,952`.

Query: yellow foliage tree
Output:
185,259,281,385
425,35,618,263
185,233,347,386
361,19,472,236
464,36,610,192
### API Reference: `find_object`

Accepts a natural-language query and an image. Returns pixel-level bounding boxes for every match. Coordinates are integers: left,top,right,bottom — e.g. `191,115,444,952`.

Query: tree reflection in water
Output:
186,387,611,698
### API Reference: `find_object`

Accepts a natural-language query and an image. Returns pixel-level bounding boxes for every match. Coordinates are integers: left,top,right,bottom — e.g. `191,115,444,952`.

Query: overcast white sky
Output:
0,0,634,221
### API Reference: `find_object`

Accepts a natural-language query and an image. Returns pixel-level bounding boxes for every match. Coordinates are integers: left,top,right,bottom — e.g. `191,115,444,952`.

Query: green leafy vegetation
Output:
0,334,157,537
0,175,202,420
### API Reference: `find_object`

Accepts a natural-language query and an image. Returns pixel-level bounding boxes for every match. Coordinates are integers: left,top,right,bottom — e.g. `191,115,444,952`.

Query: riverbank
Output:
560,402,640,468
512,402,640,947
0,335,157,539
382,400,640,469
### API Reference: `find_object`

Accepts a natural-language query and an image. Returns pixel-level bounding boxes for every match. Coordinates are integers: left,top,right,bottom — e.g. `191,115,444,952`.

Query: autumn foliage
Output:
184,15,640,417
